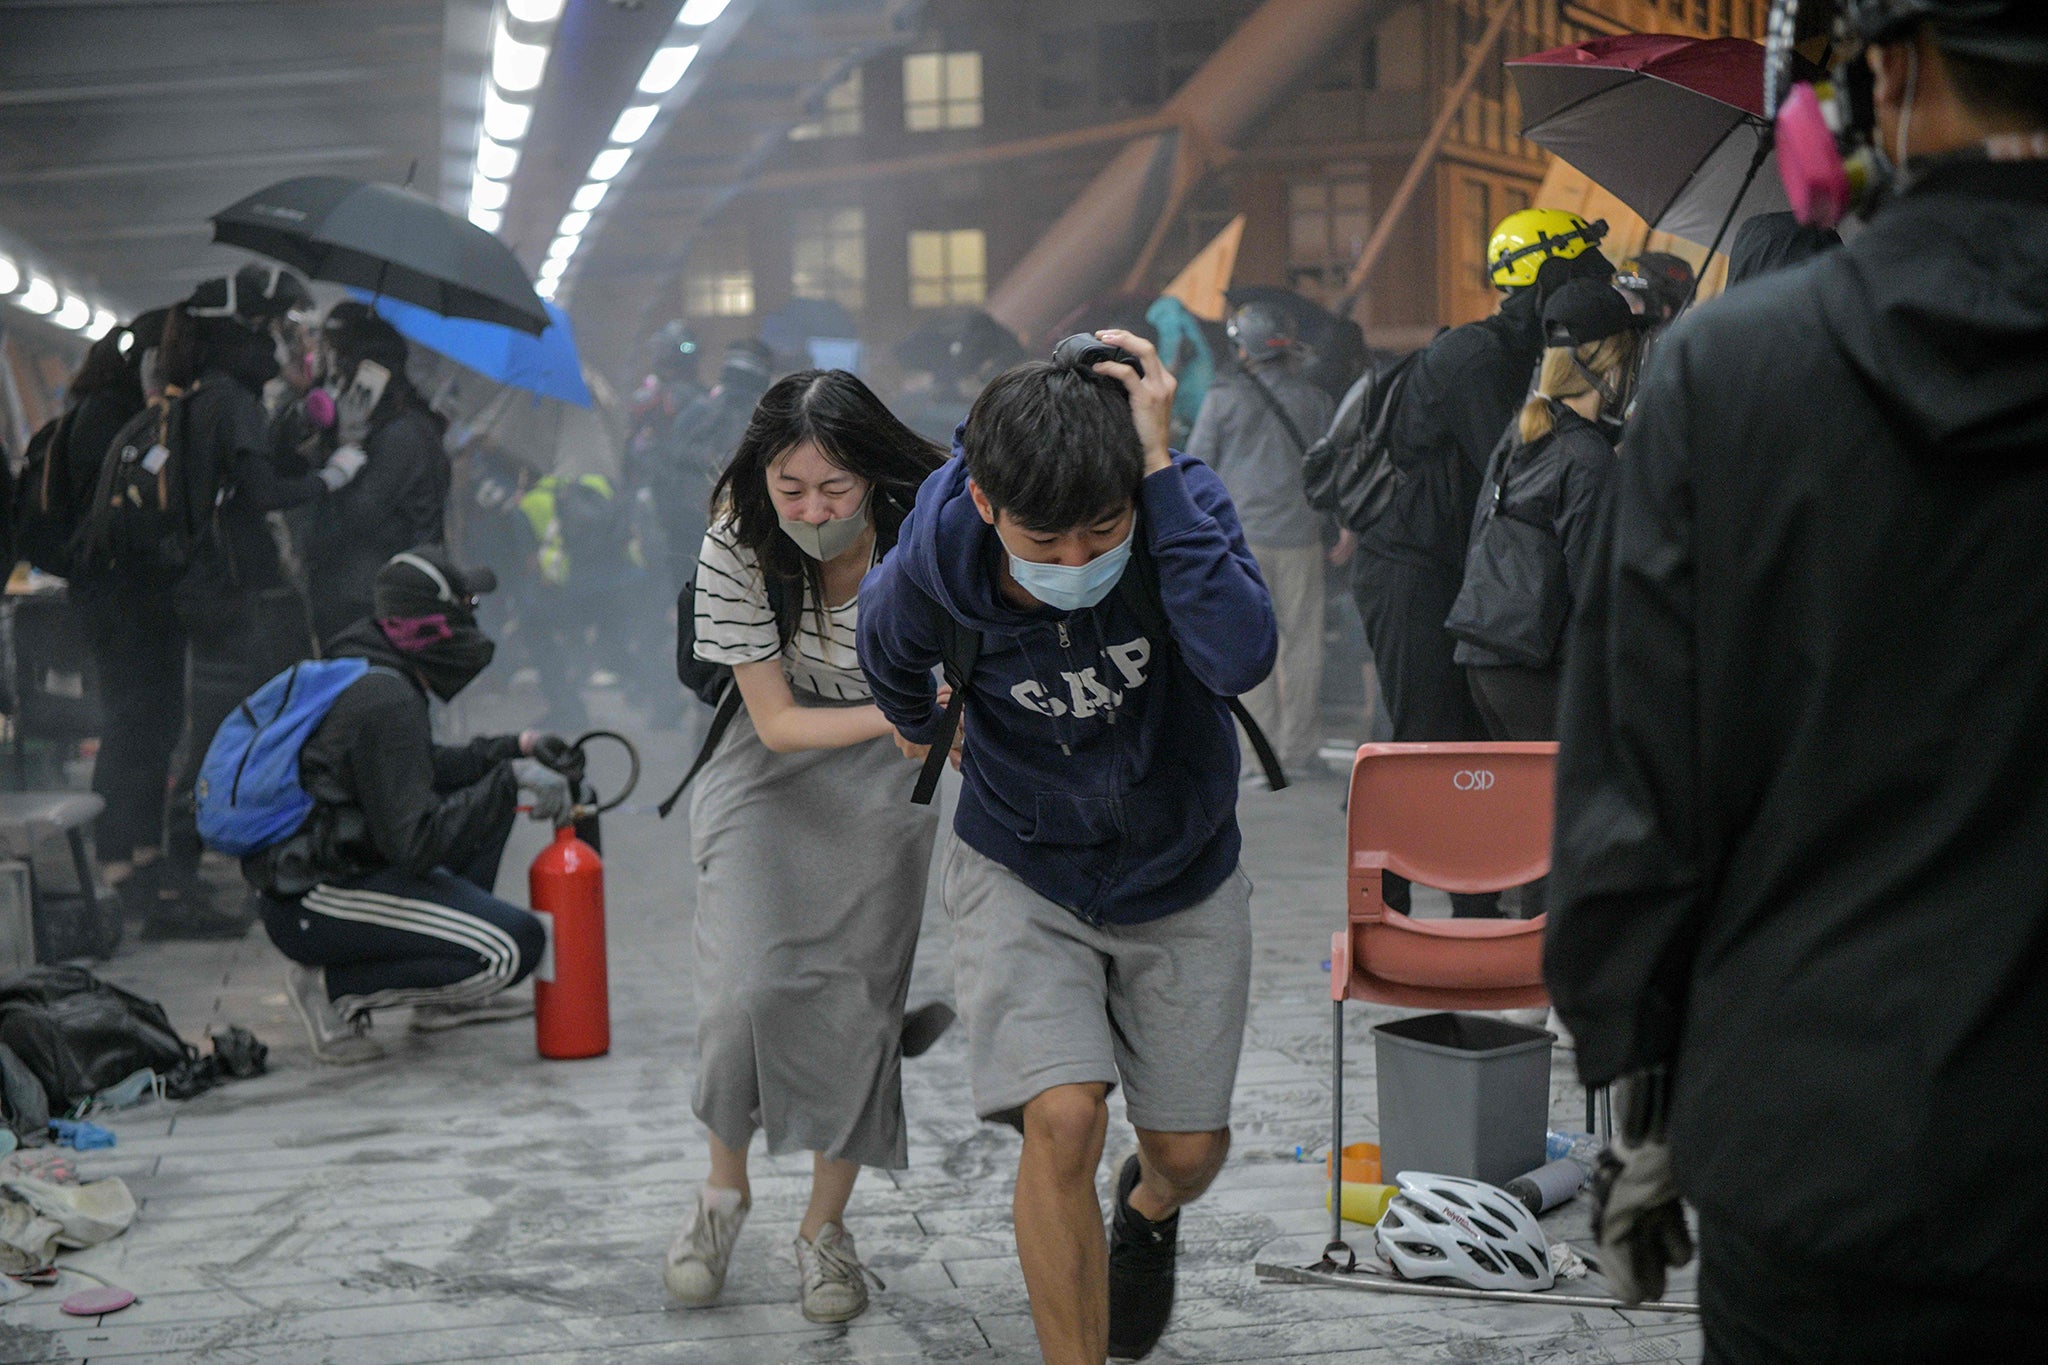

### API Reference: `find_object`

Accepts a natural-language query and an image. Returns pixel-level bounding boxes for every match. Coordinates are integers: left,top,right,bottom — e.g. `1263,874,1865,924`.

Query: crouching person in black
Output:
246,546,579,1064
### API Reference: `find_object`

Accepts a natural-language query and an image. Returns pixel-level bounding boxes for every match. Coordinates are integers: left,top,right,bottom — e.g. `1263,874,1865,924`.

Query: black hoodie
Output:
244,619,520,898
1547,161,2048,1288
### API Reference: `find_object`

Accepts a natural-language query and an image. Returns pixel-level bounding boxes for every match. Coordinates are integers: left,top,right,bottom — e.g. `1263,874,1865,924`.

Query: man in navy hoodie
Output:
859,331,1276,1364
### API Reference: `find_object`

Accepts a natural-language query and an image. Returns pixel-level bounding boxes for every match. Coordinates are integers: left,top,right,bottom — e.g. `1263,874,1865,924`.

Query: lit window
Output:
790,69,863,140
907,228,986,307
688,270,755,317
1286,179,1372,297
791,207,865,311
903,51,982,131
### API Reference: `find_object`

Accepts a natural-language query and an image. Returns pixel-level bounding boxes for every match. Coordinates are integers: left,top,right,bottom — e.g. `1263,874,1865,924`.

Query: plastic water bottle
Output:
1546,1130,1602,1175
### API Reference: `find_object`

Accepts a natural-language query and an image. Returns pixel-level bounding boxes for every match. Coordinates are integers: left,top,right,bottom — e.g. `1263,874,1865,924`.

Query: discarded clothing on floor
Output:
0,1149,77,1183
47,1119,114,1150
0,968,267,1138
0,1174,135,1274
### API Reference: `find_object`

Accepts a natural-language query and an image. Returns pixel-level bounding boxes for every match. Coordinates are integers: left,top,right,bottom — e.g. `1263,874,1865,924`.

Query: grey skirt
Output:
687,702,939,1169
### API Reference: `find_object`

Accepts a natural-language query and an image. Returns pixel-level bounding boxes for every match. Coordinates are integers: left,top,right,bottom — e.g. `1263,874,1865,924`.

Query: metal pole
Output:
986,0,1386,342
1334,0,1524,316
1330,998,1345,1247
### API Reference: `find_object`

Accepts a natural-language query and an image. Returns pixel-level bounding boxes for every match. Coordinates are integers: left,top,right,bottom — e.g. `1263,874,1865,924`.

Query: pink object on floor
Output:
61,1286,136,1315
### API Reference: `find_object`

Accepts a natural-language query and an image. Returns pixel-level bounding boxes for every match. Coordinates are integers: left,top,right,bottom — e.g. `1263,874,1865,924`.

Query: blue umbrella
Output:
352,291,593,407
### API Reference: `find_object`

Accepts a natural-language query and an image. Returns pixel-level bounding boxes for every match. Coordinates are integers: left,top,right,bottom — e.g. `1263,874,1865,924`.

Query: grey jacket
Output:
1185,363,1333,549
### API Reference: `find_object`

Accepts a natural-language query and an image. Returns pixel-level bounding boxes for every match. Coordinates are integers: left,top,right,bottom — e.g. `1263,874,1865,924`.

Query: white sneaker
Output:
409,989,535,1032
285,965,384,1066
664,1185,748,1306
795,1222,883,1324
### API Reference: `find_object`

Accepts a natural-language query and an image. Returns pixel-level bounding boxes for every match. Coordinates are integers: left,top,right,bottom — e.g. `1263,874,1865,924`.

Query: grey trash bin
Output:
1373,1011,1553,1187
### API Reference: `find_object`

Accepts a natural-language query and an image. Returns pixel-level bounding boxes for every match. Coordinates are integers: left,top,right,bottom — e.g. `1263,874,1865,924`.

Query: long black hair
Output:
709,368,946,624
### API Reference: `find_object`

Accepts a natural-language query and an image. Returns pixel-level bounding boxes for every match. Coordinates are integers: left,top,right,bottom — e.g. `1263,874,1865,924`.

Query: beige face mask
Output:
777,490,871,561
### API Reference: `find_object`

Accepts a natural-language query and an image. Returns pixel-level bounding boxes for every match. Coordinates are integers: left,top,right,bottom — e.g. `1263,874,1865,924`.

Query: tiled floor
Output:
1,695,1699,1363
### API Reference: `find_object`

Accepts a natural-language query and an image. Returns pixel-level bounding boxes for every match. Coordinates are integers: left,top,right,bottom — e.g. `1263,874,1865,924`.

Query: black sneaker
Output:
900,1001,956,1059
1107,1154,1178,1362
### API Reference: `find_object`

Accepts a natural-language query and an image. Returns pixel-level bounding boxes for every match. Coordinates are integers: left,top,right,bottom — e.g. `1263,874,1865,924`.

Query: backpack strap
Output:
911,616,982,807
1116,536,1288,793
656,564,810,819
1241,368,1314,457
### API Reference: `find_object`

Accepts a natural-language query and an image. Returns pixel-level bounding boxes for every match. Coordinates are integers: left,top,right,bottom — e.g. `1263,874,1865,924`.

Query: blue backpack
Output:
195,659,396,857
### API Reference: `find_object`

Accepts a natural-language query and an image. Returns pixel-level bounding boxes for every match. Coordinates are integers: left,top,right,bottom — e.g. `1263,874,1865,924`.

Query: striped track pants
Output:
260,865,546,1018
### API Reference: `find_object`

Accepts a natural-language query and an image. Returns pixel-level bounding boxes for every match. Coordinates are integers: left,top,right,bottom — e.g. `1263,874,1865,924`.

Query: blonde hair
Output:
1517,331,1638,444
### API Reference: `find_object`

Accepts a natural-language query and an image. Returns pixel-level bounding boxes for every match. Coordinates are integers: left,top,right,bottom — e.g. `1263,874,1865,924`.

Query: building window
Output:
1287,179,1372,297
790,68,862,140
791,207,865,311
904,51,982,131
687,270,754,317
907,228,986,307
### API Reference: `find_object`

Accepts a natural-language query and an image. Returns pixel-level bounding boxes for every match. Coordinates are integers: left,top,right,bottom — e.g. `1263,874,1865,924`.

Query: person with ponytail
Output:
664,369,946,1327
1448,278,1647,741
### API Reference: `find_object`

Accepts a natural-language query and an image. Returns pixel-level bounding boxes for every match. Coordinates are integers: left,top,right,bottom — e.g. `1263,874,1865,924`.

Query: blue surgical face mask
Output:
1006,520,1136,613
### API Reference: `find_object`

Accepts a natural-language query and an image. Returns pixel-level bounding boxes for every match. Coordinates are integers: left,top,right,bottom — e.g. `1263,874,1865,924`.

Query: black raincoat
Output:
1547,161,2048,1290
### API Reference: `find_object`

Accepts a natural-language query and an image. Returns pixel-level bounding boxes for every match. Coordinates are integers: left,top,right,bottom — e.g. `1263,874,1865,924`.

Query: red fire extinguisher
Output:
529,732,637,1060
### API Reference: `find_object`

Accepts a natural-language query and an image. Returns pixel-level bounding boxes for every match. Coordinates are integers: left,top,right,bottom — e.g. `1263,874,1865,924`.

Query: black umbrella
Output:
211,176,548,336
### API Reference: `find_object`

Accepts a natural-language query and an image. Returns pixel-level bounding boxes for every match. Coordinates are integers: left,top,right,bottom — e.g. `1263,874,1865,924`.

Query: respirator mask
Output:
1767,1,1894,229
1768,0,2048,228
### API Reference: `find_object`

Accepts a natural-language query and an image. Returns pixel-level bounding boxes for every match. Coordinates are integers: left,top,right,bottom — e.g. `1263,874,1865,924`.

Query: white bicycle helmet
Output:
1375,1171,1556,1291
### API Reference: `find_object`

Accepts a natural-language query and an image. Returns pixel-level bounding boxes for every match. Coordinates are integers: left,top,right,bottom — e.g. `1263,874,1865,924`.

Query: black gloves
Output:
528,733,586,784
1589,1067,1695,1304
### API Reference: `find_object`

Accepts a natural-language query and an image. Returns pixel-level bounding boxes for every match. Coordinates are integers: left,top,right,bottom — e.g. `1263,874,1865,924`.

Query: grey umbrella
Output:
211,176,549,336
1508,34,1795,251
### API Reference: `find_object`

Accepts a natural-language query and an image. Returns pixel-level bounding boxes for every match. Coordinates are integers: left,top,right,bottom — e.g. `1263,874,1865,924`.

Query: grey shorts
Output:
941,837,1253,1133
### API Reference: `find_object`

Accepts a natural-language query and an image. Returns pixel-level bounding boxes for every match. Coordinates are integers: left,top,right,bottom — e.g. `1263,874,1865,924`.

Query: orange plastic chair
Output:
1319,742,1556,1261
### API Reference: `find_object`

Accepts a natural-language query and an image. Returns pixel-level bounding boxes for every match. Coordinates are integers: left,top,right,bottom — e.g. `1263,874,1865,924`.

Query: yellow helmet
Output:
1487,209,1609,290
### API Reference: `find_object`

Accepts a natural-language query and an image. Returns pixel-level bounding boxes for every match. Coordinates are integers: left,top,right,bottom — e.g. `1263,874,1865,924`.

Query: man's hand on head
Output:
1091,330,1176,477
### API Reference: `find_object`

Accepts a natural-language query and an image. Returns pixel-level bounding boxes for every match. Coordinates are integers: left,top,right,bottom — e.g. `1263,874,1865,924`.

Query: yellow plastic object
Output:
1324,1180,1398,1225
1323,1141,1382,1185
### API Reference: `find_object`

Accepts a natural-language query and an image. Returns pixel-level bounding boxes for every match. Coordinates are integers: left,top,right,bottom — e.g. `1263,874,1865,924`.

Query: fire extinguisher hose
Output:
568,730,640,815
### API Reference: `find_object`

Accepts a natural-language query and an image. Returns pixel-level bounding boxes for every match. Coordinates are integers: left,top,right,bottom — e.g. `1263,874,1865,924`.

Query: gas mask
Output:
1767,1,1896,228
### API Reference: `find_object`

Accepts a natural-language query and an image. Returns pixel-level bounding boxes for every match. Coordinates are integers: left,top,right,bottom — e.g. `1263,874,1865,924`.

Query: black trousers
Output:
1698,1218,2046,1364
1350,552,1498,918
1466,664,1561,742
77,582,188,865
1466,663,1560,919
166,585,312,873
259,810,543,1013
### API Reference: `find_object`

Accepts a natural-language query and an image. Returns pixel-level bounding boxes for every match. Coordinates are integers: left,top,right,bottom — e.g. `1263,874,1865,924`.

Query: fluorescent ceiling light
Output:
54,296,92,330
571,182,610,212
679,0,732,25
476,136,519,181
470,174,510,211
557,211,591,238
637,44,698,95
88,308,118,340
0,254,18,294
469,205,504,233
18,277,59,314
609,104,659,145
539,257,569,280
507,0,564,21
536,276,559,299
546,235,579,261
482,84,532,142
587,147,631,181
492,20,549,92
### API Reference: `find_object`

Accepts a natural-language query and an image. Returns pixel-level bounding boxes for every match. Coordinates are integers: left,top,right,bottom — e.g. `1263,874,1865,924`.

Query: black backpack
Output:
10,409,82,576
0,965,196,1110
907,536,1286,806
1302,350,1420,533
78,388,204,589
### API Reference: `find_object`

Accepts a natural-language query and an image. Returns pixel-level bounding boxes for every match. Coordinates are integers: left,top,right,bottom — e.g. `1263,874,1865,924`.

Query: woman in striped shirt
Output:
667,369,946,1325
